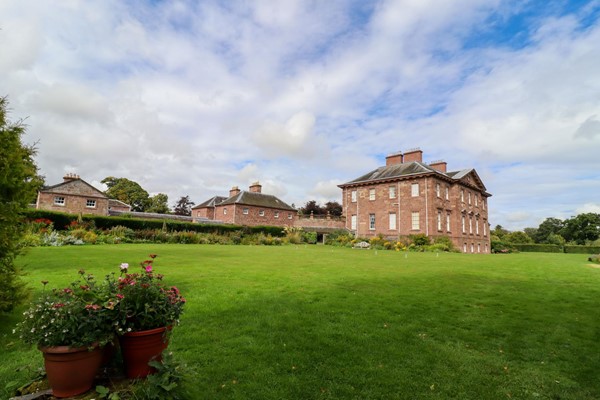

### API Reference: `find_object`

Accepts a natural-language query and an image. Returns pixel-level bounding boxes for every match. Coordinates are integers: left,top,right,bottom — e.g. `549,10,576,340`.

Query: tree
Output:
324,201,343,217
0,96,43,311
561,213,600,245
102,177,149,212
173,195,194,216
146,193,170,214
505,231,534,244
492,225,509,239
534,217,564,243
300,200,325,215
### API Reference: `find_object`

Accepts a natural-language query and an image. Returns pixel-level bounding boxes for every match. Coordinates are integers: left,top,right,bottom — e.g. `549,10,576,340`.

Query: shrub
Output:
511,244,562,253
564,245,600,254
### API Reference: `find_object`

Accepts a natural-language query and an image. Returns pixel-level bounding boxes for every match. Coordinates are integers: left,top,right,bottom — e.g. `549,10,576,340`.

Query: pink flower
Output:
116,293,124,299
145,265,152,273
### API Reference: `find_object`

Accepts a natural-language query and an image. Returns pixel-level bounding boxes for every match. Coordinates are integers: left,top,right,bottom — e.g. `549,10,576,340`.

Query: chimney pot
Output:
249,181,262,193
385,151,404,166
229,186,241,197
403,148,423,163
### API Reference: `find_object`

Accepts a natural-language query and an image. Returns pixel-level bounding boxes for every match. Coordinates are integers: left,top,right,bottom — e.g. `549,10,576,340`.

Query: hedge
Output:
510,244,562,253
23,209,286,237
564,245,600,254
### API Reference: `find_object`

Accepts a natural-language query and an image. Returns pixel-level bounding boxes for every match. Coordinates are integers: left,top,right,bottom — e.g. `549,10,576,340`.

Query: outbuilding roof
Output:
219,191,295,211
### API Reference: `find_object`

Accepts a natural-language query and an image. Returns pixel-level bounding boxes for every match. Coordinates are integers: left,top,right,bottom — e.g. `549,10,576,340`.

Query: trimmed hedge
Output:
511,244,562,253
24,209,285,237
564,245,600,254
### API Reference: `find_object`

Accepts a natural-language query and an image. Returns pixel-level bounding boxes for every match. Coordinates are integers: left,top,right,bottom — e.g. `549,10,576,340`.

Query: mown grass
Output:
2,245,600,399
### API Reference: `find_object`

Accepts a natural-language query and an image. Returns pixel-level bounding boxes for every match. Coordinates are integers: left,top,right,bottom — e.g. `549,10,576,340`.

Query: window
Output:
477,243,481,253
476,219,479,235
351,190,357,203
471,243,474,253
351,215,357,230
469,216,473,234
369,189,376,200
475,195,478,207
288,213,293,220
437,211,442,231
86,199,96,208
445,186,449,200
411,212,420,230
411,183,419,197
389,186,396,199
223,207,227,215
462,216,466,233
259,210,265,217
436,183,440,197
54,196,65,206
483,220,487,236
369,214,376,230
446,213,451,232
389,213,397,230
482,199,486,210
463,243,467,253
243,208,249,215
461,190,464,202
274,212,279,219
468,192,472,205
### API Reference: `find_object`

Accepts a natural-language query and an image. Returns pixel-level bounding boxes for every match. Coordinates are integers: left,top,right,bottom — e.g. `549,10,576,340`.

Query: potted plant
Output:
14,271,115,398
114,255,186,378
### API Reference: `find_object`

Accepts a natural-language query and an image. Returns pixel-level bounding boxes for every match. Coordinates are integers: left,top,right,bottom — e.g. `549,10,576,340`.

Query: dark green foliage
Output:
534,217,565,243
409,233,431,246
173,195,194,216
561,213,600,245
324,201,343,217
147,193,170,214
564,245,600,254
24,209,77,229
102,176,150,212
505,231,534,244
0,96,43,312
511,244,563,253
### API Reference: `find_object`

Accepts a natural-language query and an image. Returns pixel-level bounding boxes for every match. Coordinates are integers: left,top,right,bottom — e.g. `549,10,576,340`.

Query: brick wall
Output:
215,204,296,227
37,191,109,216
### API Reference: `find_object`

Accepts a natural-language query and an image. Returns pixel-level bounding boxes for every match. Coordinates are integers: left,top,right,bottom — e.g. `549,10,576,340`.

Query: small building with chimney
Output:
36,174,114,216
192,182,297,227
338,149,492,253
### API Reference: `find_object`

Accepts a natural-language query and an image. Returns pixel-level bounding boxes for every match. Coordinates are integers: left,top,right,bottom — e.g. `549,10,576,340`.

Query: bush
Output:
564,245,600,254
511,244,562,253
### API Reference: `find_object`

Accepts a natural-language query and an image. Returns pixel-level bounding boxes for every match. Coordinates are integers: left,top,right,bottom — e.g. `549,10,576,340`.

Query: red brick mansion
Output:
338,149,492,253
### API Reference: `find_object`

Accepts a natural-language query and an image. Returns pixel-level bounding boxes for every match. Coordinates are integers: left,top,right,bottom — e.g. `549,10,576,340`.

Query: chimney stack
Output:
385,151,404,166
229,186,241,197
429,160,447,173
402,148,423,163
63,173,80,182
249,181,262,193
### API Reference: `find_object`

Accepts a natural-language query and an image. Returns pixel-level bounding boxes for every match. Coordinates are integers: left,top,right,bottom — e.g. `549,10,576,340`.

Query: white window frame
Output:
475,195,478,207
86,199,96,208
462,216,466,233
411,183,419,197
288,213,293,220
351,190,357,203
436,183,440,198
437,211,442,231
468,192,472,205
476,219,479,235
369,213,376,230
461,190,464,202
483,220,487,236
369,189,376,201
223,207,227,215
389,186,396,199
274,211,279,219
389,213,397,230
411,212,420,230
446,213,451,232
259,210,265,217
445,186,449,200
243,208,249,215
351,215,357,230
54,196,65,206
469,216,473,234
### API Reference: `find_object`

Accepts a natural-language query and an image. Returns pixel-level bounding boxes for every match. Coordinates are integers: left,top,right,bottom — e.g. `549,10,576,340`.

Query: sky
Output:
1,0,599,231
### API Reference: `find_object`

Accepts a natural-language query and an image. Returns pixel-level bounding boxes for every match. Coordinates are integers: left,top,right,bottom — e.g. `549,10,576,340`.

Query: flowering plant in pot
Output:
14,271,116,398
114,255,186,378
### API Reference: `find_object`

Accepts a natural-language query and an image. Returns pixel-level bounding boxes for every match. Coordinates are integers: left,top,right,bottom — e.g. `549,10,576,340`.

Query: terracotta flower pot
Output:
40,344,103,398
119,326,170,379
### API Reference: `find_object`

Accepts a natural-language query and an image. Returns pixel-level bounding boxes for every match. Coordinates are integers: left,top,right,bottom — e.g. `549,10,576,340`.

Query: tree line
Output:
492,213,600,246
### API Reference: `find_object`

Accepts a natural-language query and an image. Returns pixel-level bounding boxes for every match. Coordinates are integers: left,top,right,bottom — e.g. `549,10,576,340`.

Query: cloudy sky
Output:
2,0,599,231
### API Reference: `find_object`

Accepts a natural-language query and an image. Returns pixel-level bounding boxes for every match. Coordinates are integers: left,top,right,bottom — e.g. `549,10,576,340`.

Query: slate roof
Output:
40,178,108,198
339,161,489,194
192,196,228,209
219,191,295,211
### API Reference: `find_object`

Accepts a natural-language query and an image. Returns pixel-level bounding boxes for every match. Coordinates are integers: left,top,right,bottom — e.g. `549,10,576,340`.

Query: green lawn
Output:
2,245,600,399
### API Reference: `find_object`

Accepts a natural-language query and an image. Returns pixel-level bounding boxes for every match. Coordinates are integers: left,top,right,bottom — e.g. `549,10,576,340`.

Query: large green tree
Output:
534,217,565,243
0,97,43,311
561,213,600,245
146,193,170,214
102,176,150,212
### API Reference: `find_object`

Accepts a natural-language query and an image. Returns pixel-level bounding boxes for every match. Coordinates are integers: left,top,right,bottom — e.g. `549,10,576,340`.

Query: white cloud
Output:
576,203,600,214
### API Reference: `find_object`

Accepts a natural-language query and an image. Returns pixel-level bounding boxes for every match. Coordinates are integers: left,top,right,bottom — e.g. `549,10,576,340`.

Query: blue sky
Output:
1,0,599,230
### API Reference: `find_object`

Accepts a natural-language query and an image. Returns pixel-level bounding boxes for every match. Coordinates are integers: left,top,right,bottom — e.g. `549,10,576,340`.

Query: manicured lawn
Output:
2,245,600,399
